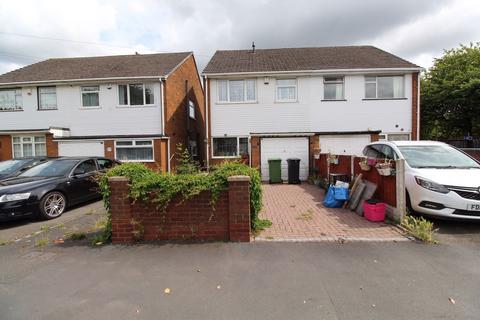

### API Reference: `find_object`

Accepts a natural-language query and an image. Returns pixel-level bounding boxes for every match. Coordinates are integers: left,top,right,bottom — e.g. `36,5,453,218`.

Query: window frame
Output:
114,139,155,162
212,136,249,158
322,76,345,101
275,78,297,102
12,135,47,158
38,86,57,111
217,79,257,104
364,75,405,100
117,83,156,107
0,88,23,112
80,85,100,108
188,100,195,119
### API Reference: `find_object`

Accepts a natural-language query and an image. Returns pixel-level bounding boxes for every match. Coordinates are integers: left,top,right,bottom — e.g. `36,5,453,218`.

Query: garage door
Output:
261,137,309,182
58,141,105,157
319,135,371,156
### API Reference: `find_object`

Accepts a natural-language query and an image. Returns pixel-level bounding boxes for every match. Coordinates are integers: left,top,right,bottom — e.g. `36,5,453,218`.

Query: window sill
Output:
38,108,58,111
80,106,101,110
116,105,158,109
362,98,407,101
212,156,241,159
116,159,155,163
274,100,298,103
321,99,347,102
0,109,23,112
216,101,258,105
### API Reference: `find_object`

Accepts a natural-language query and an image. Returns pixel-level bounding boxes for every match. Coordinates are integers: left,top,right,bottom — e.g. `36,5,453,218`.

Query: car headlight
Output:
414,177,450,194
0,193,31,203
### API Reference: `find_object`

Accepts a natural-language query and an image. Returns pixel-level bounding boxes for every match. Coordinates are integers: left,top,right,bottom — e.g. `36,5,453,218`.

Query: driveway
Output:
257,184,405,241
1,241,479,319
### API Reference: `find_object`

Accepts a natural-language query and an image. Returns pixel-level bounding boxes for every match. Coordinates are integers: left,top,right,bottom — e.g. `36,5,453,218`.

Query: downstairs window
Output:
115,140,153,161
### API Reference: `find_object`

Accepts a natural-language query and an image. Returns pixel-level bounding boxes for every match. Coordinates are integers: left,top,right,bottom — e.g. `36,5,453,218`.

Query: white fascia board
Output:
202,67,424,78
0,75,167,87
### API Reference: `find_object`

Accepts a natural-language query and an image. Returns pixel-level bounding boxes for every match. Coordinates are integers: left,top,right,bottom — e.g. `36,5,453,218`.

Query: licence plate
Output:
467,204,480,211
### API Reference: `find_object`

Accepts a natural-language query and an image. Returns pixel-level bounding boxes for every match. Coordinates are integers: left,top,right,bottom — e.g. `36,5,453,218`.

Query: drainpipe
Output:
417,73,421,140
167,136,172,173
160,79,165,136
204,75,210,170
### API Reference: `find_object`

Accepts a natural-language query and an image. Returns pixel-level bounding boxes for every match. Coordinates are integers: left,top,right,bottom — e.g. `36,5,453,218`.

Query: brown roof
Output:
203,46,420,74
0,52,192,84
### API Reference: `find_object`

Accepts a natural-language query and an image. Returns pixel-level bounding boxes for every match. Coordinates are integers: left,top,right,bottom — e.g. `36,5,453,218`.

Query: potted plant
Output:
327,153,339,165
359,157,371,171
375,159,393,176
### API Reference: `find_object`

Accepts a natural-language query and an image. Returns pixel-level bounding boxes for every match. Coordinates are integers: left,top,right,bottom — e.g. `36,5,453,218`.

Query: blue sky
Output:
0,0,479,74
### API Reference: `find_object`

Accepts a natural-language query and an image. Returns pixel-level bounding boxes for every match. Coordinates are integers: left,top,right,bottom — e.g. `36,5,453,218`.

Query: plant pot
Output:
359,162,371,171
376,167,392,176
367,158,377,166
329,158,339,165
314,154,320,159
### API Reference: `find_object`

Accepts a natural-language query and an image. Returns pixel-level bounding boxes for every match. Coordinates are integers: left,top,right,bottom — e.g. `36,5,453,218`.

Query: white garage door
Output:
319,135,371,156
261,137,309,182
58,141,105,157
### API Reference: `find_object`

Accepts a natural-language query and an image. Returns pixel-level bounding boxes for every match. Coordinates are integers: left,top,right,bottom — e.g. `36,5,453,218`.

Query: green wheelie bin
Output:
268,158,282,184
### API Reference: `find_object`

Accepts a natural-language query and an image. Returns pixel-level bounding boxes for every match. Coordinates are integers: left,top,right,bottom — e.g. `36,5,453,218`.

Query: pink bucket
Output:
363,202,386,222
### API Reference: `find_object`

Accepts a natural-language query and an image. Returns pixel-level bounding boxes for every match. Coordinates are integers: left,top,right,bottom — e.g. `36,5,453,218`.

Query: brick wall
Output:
108,175,251,244
45,133,58,157
0,135,12,161
165,55,206,170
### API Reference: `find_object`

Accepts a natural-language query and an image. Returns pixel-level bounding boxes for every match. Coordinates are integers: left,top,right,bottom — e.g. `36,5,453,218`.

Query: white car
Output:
363,141,480,220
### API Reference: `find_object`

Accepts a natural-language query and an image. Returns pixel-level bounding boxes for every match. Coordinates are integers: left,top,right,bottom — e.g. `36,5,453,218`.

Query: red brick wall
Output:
46,133,58,157
165,55,206,170
108,175,251,244
0,135,12,161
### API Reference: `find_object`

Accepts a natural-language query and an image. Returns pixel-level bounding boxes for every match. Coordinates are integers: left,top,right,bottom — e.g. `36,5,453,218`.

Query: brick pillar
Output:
250,136,261,169
228,175,251,242
46,133,58,157
108,176,134,244
370,133,380,142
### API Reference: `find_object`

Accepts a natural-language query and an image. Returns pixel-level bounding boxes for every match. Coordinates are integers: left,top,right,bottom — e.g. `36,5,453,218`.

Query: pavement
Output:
257,184,404,241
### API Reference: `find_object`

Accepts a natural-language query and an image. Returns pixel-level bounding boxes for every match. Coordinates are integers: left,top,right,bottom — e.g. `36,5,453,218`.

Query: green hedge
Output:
99,161,265,231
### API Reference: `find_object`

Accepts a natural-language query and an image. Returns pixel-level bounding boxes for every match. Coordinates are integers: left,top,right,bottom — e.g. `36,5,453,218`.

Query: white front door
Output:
58,141,105,157
260,137,309,182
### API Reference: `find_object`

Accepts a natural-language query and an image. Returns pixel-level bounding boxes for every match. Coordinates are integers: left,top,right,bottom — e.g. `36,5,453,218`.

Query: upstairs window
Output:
118,83,155,106
365,76,404,99
0,88,22,111
81,86,100,107
276,79,297,102
38,87,57,110
217,79,256,103
323,77,344,100
12,136,46,158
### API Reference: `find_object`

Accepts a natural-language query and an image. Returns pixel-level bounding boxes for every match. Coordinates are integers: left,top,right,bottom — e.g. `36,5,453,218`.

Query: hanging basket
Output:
375,161,393,176
359,162,371,171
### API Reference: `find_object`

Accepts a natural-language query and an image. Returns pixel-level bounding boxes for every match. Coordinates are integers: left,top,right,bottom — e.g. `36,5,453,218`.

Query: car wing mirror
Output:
73,168,86,176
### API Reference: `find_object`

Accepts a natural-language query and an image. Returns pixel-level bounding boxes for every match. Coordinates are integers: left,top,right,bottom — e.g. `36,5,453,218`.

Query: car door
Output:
67,159,99,205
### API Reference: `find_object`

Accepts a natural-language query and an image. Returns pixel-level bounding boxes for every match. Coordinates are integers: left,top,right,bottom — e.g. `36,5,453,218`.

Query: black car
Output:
0,157,119,221
0,157,49,180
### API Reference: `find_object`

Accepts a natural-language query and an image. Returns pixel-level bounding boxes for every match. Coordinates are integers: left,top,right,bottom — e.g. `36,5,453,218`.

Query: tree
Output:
421,43,480,139
175,144,201,174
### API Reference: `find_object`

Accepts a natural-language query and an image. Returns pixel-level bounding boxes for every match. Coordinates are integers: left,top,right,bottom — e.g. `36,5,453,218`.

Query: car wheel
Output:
406,190,418,216
39,191,67,220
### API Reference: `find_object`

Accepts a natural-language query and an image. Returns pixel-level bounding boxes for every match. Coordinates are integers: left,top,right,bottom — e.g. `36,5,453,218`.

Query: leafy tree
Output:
421,43,480,139
175,144,201,174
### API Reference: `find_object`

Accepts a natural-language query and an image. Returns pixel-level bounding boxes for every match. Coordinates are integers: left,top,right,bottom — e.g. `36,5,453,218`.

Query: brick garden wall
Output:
108,175,251,244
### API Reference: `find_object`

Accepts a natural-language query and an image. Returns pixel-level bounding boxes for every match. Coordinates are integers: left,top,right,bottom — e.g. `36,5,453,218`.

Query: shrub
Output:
98,161,267,242
175,143,201,175
401,215,438,244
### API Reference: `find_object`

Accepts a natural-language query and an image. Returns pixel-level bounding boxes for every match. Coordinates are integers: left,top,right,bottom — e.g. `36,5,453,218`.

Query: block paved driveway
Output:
257,183,405,242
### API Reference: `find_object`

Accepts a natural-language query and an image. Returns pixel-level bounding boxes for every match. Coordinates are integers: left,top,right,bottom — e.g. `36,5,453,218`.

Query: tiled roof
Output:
0,52,192,84
203,46,420,74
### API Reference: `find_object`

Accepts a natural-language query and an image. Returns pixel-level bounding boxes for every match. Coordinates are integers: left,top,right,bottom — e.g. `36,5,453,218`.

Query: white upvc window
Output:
323,76,345,100
115,140,154,162
365,75,405,99
276,79,297,102
189,139,198,157
0,88,22,111
212,137,249,158
12,135,46,158
118,83,155,106
217,79,256,103
38,86,57,110
378,133,411,141
81,85,100,108
188,100,195,119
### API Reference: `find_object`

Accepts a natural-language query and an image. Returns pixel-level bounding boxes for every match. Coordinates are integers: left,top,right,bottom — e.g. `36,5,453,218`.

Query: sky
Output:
0,0,479,74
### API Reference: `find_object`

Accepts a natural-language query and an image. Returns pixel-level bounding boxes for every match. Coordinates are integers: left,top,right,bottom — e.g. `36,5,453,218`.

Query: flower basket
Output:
327,153,339,165
375,160,393,176
367,158,377,166
359,162,371,171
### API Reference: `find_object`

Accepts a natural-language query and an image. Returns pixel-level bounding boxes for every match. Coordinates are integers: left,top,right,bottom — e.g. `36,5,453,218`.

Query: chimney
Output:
251,41,255,53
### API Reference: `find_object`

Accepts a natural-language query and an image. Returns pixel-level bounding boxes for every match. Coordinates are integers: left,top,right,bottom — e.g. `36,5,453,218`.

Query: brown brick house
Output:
0,52,205,171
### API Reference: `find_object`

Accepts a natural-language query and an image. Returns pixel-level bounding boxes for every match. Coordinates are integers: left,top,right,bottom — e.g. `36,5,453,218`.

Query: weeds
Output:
0,239,11,246
296,209,315,221
66,232,87,241
401,215,438,244
35,237,49,248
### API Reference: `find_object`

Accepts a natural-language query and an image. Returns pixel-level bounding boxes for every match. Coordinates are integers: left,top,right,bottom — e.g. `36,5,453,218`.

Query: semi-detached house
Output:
202,46,423,181
0,52,205,171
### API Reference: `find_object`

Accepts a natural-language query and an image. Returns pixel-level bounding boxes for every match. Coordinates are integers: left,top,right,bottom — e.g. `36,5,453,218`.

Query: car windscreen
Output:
398,145,480,169
0,159,31,174
19,160,79,177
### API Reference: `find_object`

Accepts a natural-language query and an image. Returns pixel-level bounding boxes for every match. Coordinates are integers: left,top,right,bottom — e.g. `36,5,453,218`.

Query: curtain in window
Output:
0,90,15,110
393,76,404,98
324,83,343,100
145,84,154,104
39,87,57,109
378,77,394,98
239,137,249,155
118,85,128,105
116,147,153,161
229,80,244,102
277,79,296,100
246,80,256,101
218,80,228,102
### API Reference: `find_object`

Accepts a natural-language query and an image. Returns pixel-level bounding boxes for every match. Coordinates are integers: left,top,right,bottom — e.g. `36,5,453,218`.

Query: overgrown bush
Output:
175,143,201,175
401,215,438,244
98,161,268,242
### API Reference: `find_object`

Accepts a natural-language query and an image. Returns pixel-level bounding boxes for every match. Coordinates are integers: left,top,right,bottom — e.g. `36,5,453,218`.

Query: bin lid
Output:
268,158,282,161
287,158,301,161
